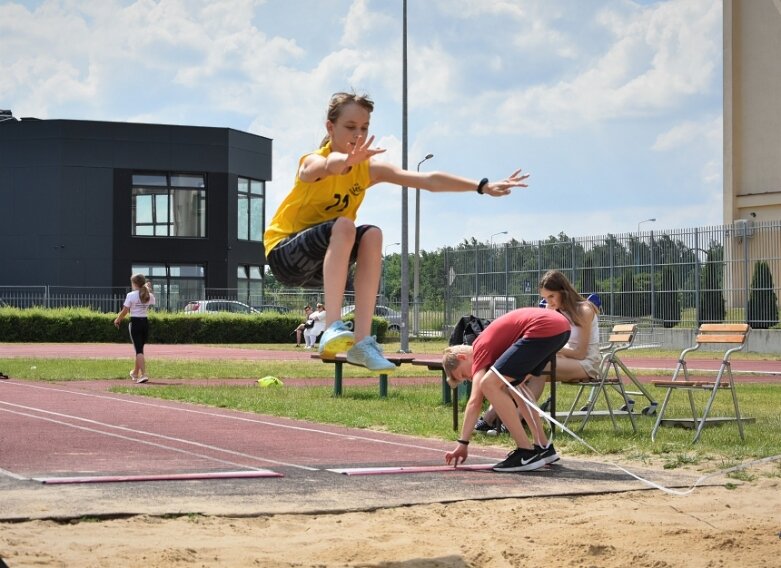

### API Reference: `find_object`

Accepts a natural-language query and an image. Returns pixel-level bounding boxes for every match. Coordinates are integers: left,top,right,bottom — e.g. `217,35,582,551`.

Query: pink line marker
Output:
35,469,283,484
328,463,496,476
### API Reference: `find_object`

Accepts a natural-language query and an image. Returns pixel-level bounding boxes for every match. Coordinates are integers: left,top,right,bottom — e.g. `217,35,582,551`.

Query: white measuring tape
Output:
491,365,781,496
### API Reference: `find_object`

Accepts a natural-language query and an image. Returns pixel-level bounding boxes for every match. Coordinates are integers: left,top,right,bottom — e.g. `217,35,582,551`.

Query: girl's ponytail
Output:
131,273,150,304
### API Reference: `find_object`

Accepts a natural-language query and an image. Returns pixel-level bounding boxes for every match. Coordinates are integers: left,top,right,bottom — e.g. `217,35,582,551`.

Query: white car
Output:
183,300,259,314
340,304,402,332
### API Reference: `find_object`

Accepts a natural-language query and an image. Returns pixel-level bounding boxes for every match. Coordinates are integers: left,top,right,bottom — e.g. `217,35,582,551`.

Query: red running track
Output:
0,379,505,482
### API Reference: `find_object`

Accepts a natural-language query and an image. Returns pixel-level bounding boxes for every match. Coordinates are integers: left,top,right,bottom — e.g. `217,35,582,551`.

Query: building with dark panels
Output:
0,111,272,310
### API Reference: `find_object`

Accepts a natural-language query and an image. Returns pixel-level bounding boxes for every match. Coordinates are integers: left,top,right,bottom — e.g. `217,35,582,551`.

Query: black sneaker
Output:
492,447,545,472
534,443,560,465
474,417,494,433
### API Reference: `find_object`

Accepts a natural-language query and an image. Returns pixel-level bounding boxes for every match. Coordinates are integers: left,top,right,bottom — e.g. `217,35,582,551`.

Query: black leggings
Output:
128,317,149,355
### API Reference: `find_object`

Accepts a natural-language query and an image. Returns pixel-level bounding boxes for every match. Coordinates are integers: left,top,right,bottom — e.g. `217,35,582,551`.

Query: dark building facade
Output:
0,112,272,310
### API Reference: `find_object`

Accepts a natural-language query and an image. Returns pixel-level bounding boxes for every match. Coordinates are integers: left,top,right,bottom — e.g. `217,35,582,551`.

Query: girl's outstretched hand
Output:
482,169,530,197
344,134,386,167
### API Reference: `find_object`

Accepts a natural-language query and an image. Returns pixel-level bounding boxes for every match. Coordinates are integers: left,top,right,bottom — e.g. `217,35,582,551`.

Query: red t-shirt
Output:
471,308,570,375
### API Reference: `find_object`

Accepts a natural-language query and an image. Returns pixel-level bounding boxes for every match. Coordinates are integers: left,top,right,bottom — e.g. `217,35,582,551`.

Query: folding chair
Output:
651,324,751,443
558,324,640,433
577,325,659,417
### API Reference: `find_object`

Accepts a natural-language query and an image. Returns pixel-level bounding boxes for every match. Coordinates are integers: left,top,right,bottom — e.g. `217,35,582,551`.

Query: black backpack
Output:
449,315,492,346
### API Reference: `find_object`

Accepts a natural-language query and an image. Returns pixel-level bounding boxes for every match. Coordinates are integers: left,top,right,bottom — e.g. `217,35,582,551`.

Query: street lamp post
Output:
382,242,400,302
637,218,656,233
413,153,434,336
636,218,656,268
489,231,508,247
400,0,410,353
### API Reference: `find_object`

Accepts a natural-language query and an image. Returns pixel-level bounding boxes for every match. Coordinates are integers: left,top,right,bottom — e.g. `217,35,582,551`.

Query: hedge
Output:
0,307,388,344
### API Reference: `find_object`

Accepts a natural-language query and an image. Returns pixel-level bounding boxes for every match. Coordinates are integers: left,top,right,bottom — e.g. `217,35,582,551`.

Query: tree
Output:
654,265,681,328
698,249,725,324
580,256,596,296
615,270,636,317
747,260,779,329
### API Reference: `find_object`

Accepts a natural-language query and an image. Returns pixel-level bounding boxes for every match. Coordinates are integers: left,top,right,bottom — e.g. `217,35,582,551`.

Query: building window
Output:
238,177,264,241
237,265,263,305
132,263,206,311
132,173,206,237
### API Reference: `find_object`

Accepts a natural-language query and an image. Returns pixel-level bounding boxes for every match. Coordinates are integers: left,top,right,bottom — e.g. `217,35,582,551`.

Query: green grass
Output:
3,351,781,477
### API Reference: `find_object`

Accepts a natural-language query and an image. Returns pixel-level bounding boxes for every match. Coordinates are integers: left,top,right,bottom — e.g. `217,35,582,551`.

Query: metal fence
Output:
2,221,779,344
444,220,781,342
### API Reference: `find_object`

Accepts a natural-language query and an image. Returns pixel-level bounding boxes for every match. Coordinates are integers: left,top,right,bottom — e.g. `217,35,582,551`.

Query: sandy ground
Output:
2,473,779,568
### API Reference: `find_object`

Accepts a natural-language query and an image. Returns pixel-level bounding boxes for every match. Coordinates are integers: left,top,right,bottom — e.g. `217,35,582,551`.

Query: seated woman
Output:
475,270,600,433
304,303,327,349
294,305,314,347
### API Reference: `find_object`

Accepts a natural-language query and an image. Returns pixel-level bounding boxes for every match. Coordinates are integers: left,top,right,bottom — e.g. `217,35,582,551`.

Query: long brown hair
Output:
131,273,150,304
319,91,375,148
538,270,595,328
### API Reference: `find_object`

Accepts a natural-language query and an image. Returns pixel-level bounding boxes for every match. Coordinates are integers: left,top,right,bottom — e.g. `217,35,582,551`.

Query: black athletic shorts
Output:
267,220,378,288
492,330,571,386
128,317,149,355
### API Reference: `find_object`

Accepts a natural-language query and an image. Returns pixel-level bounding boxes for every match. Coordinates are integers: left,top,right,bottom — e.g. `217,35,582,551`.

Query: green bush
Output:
747,260,780,330
0,307,313,344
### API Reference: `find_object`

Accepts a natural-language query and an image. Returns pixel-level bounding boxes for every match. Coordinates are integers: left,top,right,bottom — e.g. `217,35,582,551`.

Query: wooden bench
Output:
314,353,559,434
312,354,460,430
313,353,417,398
651,323,754,443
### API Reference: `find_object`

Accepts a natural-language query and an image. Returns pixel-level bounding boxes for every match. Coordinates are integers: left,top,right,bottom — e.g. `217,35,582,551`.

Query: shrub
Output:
747,261,779,330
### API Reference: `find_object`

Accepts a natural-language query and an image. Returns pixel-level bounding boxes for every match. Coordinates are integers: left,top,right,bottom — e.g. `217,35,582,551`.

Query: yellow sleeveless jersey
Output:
264,143,372,254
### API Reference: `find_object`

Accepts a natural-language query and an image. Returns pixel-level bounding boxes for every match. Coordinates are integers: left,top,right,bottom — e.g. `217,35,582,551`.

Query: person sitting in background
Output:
304,303,327,349
294,305,314,347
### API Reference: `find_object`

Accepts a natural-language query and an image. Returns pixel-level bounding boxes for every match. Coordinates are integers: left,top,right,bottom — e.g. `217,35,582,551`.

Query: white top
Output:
309,309,327,335
123,290,156,317
565,311,600,376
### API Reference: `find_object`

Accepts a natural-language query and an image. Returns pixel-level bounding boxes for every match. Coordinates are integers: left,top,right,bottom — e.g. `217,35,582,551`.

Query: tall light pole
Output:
637,218,656,233
382,242,400,301
490,231,508,247
400,0,410,352
413,153,434,336
636,218,656,272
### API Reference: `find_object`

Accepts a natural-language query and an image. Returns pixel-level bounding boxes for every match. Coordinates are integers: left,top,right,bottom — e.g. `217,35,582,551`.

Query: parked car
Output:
340,304,402,332
183,300,259,314
251,304,291,314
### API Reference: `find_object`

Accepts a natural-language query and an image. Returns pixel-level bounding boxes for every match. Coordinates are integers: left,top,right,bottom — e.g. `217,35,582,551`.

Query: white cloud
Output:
454,0,723,137
1,0,726,252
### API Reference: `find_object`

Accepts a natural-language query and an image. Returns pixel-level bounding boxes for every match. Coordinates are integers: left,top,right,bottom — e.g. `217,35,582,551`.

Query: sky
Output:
1,0,724,252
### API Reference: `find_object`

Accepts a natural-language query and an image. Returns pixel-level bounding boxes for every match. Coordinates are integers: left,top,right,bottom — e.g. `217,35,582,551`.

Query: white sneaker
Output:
136,376,148,384
346,336,395,372
129,371,137,381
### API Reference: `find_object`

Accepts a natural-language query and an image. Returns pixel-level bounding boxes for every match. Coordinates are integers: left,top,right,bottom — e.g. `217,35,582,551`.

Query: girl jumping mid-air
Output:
114,273,155,383
263,91,530,371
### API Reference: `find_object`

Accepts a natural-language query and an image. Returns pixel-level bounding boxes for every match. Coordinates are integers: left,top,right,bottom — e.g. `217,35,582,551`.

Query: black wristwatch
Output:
476,178,489,194
457,439,470,445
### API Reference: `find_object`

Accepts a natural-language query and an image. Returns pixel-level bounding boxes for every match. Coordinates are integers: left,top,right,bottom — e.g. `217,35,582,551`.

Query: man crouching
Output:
443,307,570,472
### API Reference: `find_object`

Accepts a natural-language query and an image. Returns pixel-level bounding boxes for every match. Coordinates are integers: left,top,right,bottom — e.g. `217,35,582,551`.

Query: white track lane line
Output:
0,381,485,459
0,402,318,471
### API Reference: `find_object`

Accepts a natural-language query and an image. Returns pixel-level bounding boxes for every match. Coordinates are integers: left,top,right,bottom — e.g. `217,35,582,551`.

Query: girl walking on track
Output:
114,274,155,383
264,91,530,372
